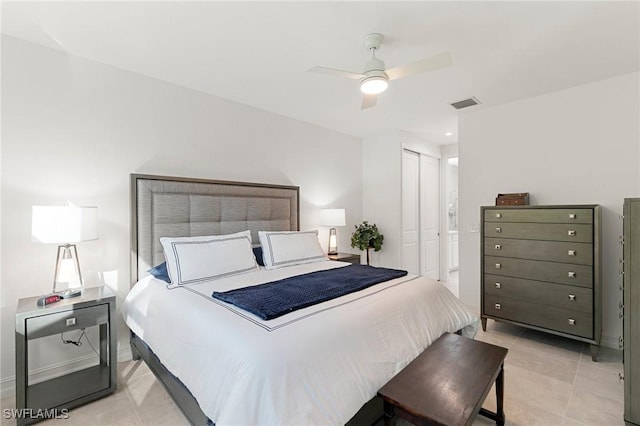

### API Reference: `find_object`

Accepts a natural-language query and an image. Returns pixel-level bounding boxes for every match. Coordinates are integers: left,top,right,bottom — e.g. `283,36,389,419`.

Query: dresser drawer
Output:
484,274,593,313
484,222,592,243
484,238,593,265
484,208,593,224
485,256,593,287
484,295,593,338
26,304,109,340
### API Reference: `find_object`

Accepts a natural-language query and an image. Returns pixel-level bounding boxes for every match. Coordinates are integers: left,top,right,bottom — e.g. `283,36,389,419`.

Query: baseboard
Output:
600,334,620,350
1,342,133,399
118,342,132,363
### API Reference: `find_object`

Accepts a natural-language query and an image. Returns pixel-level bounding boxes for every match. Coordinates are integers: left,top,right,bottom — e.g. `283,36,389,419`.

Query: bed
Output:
123,173,478,425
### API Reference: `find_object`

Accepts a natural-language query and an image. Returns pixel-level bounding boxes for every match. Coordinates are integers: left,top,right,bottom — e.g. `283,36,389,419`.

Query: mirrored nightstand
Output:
15,286,116,425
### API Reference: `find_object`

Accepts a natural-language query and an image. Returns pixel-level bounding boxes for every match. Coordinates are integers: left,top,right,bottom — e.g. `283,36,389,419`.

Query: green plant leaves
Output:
350,221,384,252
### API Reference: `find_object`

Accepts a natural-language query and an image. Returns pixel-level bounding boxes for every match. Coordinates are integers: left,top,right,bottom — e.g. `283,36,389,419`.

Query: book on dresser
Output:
480,204,601,361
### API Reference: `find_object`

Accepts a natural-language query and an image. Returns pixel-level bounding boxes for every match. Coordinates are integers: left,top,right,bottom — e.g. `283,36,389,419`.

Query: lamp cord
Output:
60,328,99,358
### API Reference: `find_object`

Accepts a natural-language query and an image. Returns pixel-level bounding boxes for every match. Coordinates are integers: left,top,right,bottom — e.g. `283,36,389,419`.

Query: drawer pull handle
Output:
495,282,501,289
495,263,502,269
66,318,76,326
568,318,576,326
495,303,501,310
568,271,577,278
568,250,576,256
569,213,576,219
496,213,502,218
569,294,576,301
495,244,502,250
496,227,502,233
568,230,576,236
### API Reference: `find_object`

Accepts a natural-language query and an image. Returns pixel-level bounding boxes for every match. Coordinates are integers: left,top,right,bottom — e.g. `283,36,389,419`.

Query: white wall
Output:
458,72,640,347
362,130,453,279
362,130,445,269
362,130,402,267
0,36,362,395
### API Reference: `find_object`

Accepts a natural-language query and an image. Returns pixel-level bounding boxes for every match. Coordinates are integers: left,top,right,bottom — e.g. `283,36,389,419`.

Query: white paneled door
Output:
402,149,440,279
402,150,420,274
420,154,440,279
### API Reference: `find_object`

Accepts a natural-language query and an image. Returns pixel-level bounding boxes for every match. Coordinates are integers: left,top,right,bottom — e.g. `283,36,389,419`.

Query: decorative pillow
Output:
258,230,327,270
160,230,258,287
252,246,265,266
148,262,171,283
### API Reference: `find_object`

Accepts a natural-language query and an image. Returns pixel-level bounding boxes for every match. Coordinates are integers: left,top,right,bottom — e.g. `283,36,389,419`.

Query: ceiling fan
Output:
308,33,452,110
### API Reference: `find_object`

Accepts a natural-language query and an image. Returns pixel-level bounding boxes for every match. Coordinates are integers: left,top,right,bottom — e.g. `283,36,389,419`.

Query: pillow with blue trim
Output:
160,230,258,288
258,230,327,270
148,262,171,283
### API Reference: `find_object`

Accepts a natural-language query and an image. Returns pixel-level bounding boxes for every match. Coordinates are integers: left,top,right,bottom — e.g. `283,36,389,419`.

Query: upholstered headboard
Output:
130,174,299,285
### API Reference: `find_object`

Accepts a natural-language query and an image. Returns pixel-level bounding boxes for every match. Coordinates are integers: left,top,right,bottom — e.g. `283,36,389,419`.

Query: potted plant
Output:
350,221,384,265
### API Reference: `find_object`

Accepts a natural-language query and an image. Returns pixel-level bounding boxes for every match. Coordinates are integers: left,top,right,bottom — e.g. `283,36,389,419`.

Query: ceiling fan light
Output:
360,76,388,95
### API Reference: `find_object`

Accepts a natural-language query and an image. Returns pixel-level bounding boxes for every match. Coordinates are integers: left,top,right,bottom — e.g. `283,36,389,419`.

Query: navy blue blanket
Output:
212,264,407,320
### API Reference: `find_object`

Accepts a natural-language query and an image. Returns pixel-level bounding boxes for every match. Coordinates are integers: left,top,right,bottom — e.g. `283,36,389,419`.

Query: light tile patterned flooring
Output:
471,321,624,426
1,320,624,426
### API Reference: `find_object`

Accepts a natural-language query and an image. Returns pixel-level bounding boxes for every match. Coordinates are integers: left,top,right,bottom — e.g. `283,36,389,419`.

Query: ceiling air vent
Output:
451,97,480,110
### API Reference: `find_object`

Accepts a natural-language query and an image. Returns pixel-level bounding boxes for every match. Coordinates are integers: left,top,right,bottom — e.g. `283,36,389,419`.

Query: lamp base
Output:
328,228,338,256
53,244,84,294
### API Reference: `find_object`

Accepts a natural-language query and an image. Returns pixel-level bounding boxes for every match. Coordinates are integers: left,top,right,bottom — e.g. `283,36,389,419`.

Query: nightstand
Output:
15,287,116,425
328,252,361,264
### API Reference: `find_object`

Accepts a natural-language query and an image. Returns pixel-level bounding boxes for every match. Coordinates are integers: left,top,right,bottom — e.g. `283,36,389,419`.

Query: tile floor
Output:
1,321,624,426
471,321,624,426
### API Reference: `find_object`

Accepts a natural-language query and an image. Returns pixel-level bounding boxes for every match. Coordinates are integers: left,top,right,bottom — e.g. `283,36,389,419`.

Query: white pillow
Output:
160,230,258,287
258,230,327,270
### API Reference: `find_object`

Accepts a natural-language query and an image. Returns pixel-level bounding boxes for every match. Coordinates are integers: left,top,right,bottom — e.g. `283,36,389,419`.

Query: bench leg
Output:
478,362,505,426
383,401,396,426
496,363,505,426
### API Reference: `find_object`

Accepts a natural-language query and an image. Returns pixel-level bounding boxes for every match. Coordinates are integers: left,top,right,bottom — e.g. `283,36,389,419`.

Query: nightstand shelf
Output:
27,364,111,410
15,286,116,426
328,252,361,264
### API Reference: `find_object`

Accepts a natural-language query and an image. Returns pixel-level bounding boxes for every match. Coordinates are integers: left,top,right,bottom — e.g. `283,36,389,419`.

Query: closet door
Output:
402,150,420,274
402,150,441,278
420,154,440,280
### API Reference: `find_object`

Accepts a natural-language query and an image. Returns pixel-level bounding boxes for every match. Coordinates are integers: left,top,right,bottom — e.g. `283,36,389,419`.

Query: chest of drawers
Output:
623,198,639,425
480,205,601,360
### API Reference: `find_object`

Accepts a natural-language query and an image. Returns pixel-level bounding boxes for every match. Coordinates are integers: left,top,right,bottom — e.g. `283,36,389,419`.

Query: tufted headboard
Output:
130,174,299,285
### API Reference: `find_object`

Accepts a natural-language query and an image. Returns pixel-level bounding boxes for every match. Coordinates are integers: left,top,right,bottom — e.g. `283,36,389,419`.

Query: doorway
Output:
445,156,459,296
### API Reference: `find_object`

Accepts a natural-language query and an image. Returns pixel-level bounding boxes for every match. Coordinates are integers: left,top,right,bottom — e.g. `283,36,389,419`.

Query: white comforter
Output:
122,261,478,425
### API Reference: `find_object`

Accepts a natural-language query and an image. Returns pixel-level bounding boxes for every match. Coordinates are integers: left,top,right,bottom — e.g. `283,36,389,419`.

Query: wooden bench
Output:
377,333,508,426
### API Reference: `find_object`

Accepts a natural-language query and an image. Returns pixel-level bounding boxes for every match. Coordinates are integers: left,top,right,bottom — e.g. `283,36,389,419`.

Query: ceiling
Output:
2,1,639,144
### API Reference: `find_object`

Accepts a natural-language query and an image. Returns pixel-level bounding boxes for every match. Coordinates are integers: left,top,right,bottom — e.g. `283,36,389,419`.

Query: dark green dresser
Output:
623,198,639,426
481,205,601,360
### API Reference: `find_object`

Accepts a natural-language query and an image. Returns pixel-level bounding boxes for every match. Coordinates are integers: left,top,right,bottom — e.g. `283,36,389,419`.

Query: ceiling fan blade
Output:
307,66,363,80
386,52,452,81
361,94,377,110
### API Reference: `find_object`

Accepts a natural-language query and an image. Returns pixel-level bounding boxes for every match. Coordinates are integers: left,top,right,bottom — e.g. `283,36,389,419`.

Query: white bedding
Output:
122,261,478,425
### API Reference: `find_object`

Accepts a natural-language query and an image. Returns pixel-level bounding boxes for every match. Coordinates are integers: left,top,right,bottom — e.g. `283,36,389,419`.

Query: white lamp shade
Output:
319,209,346,227
32,205,98,244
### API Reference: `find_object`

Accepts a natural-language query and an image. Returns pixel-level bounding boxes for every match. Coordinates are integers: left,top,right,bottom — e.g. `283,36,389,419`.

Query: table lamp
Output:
320,208,346,255
32,204,98,297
